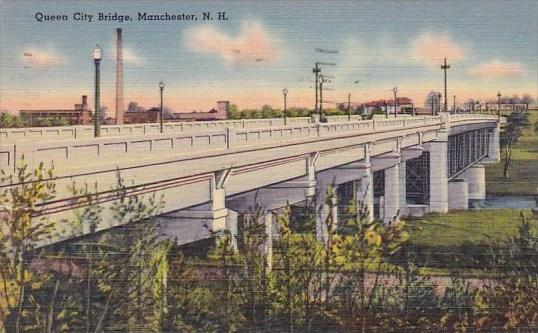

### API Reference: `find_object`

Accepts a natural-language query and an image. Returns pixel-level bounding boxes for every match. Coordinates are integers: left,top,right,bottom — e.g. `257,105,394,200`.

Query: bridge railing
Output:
0,117,313,142
1,114,501,174
324,115,363,122
0,116,448,174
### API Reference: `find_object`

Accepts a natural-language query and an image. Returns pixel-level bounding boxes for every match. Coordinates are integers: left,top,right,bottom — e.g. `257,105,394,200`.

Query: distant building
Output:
360,97,414,115
124,108,160,124
170,101,230,122
123,101,230,124
19,95,92,126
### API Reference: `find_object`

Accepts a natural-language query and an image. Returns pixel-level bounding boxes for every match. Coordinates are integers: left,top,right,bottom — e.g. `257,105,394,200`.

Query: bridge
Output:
0,113,501,248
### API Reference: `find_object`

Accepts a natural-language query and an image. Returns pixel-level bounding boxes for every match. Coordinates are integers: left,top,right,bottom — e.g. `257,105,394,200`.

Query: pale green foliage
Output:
0,158,56,332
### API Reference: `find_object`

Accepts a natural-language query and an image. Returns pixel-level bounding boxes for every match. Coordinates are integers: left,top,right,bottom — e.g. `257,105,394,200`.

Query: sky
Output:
0,0,537,113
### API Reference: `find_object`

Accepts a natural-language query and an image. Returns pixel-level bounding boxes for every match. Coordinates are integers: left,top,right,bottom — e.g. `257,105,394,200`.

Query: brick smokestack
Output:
82,95,88,111
115,28,124,124
216,101,230,120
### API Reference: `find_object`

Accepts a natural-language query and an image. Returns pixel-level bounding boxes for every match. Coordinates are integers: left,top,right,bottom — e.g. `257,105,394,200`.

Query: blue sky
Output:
1,0,536,112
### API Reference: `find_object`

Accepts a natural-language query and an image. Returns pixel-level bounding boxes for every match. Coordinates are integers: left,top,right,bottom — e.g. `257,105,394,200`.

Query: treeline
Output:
0,112,70,128
227,104,350,120
1,161,537,332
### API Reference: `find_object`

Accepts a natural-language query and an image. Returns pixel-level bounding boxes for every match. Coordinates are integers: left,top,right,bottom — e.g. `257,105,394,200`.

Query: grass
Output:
485,108,538,195
399,209,538,274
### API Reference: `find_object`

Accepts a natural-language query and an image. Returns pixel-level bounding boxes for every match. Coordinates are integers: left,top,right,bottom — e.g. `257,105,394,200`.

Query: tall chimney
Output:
115,28,124,124
82,95,88,110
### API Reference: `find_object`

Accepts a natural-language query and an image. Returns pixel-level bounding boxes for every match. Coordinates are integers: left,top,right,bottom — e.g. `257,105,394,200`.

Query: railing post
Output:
226,128,235,149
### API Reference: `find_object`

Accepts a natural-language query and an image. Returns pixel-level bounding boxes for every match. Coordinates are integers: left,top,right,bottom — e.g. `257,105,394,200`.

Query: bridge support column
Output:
157,172,229,245
461,164,486,200
485,122,500,163
226,210,239,251
315,183,338,242
356,166,374,222
398,160,407,217
448,179,469,210
264,212,273,271
384,163,400,224
425,130,449,213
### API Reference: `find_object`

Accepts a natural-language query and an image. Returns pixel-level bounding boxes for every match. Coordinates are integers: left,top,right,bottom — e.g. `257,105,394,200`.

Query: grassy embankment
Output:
402,209,538,275
486,108,538,196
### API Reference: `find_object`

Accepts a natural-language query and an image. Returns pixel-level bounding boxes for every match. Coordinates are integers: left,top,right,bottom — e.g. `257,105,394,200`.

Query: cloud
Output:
123,48,142,65
184,21,279,65
467,60,525,78
21,48,63,69
411,32,466,66
107,46,143,65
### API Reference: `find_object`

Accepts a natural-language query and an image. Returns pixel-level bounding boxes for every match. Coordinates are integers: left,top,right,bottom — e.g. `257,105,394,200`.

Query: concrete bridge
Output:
0,113,500,248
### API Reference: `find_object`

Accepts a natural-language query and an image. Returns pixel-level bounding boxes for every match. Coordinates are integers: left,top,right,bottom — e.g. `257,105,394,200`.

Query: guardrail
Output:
1,116,447,174
0,117,313,142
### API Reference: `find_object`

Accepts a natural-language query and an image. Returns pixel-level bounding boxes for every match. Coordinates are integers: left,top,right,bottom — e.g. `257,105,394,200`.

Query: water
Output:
470,195,537,210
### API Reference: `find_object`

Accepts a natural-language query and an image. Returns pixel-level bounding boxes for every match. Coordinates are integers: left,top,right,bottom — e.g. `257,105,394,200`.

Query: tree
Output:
474,211,538,330
0,158,56,333
127,101,146,113
424,92,441,111
500,111,528,178
228,104,240,119
0,112,28,128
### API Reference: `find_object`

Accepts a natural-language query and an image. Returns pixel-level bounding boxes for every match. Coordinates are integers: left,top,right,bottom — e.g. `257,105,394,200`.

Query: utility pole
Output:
319,75,325,118
441,57,450,112
347,92,351,121
313,62,336,119
392,87,398,118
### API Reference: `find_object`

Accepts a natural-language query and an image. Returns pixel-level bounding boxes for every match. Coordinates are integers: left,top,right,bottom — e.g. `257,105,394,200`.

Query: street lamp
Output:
392,87,398,118
347,93,351,121
283,88,288,125
159,81,165,133
93,44,102,137
441,58,450,112
497,91,502,119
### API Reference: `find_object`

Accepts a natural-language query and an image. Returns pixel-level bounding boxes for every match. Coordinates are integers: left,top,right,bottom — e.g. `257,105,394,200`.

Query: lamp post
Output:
283,88,288,125
431,94,435,116
392,87,398,118
441,58,450,112
453,95,456,113
159,81,165,133
497,91,501,119
347,92,351,121
93,45,102,137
